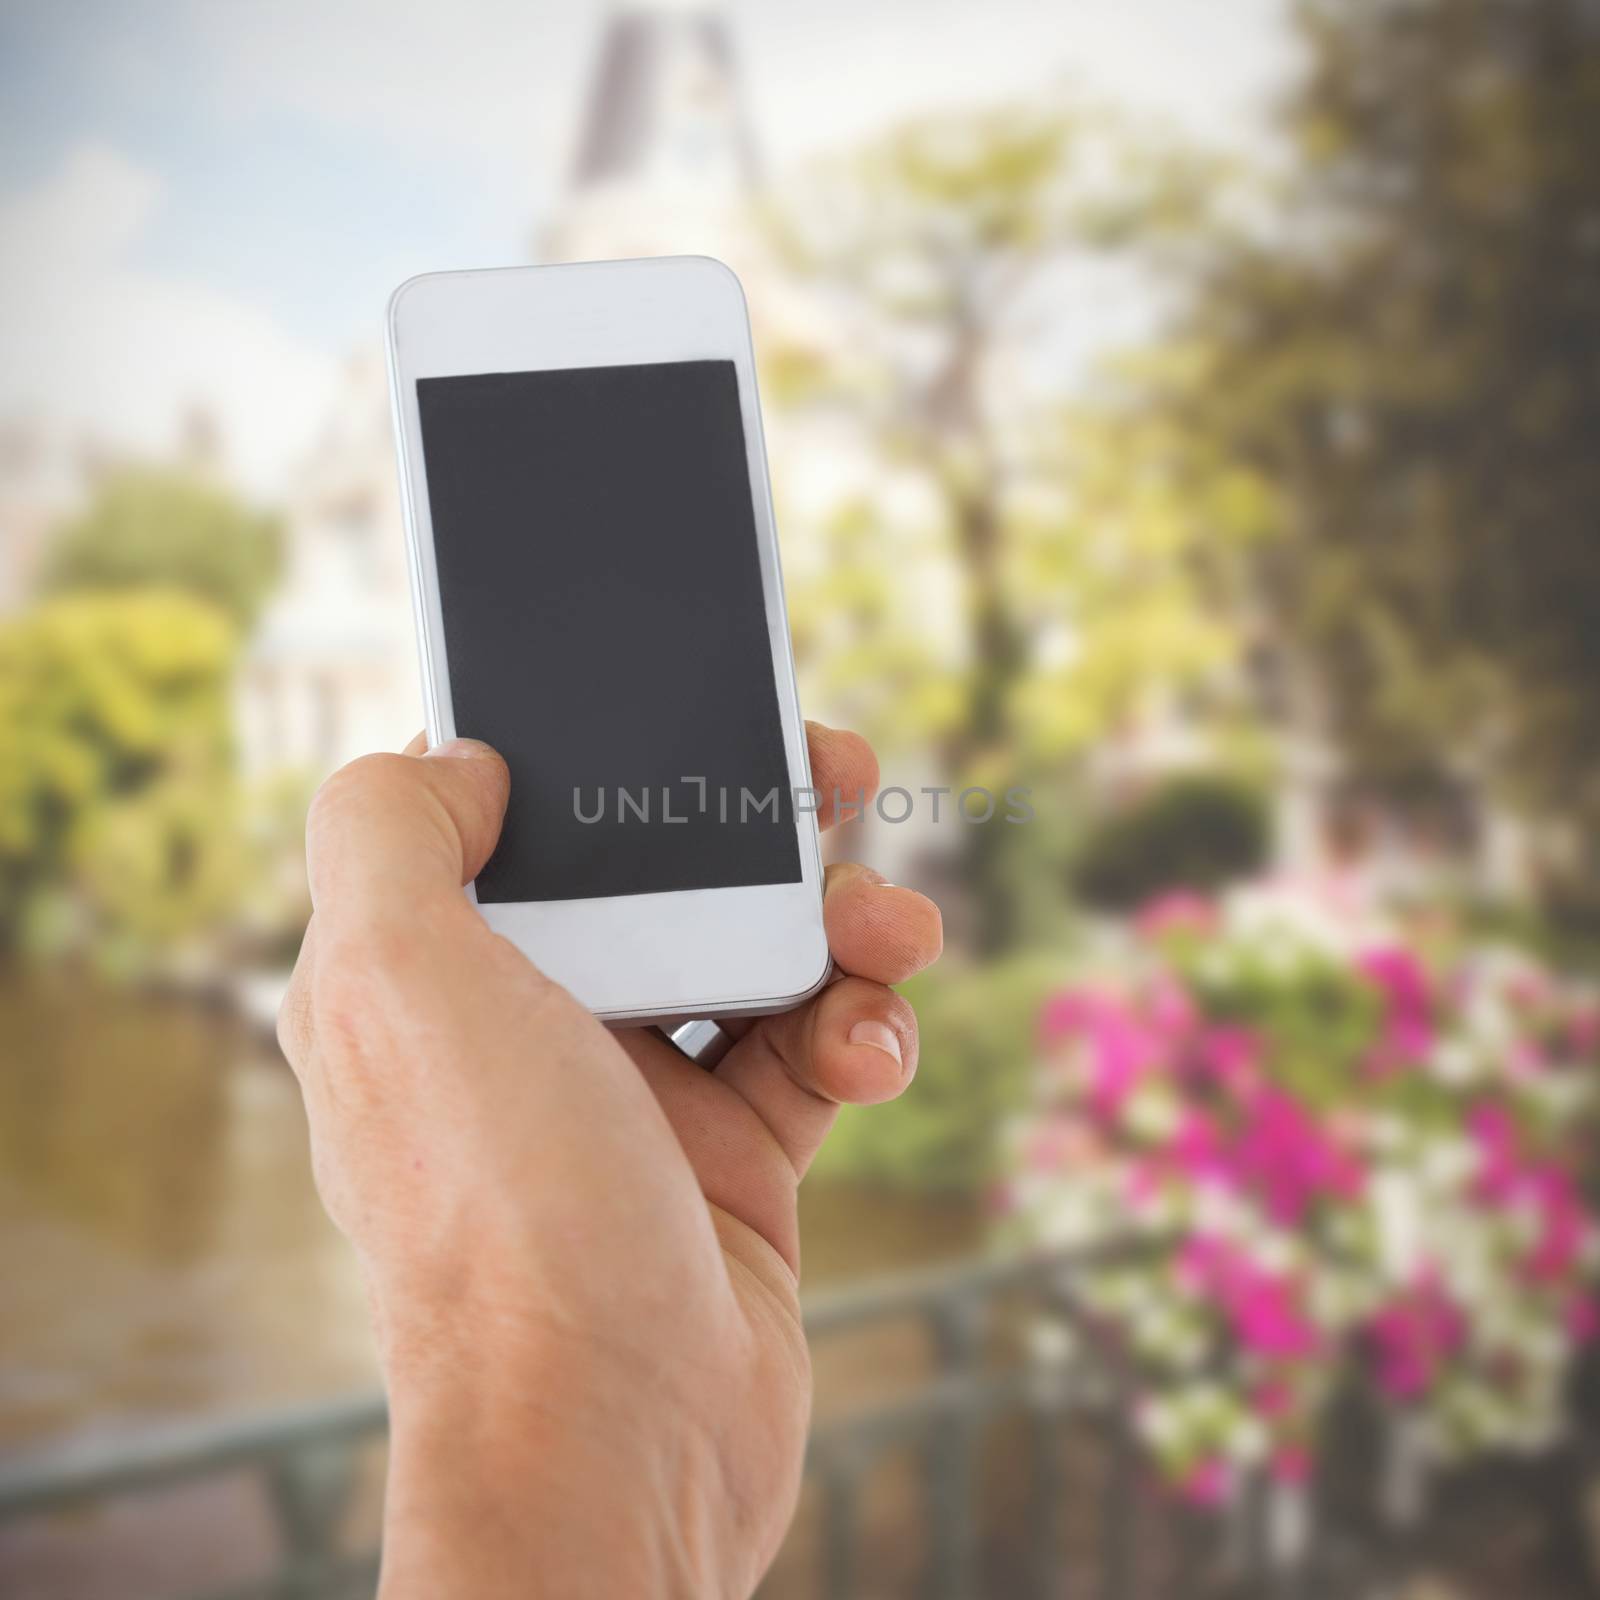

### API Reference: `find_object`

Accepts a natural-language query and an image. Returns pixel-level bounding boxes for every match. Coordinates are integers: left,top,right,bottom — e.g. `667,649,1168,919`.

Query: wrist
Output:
377,1326,723,1600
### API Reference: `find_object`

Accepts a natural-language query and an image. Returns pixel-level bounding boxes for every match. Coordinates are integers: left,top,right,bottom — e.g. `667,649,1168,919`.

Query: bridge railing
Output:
0,1249,1297,1600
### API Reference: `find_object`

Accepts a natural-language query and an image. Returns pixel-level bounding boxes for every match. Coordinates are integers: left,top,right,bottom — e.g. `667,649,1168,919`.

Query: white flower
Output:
1462,991,1514,1057
1367,1114,1409,1155
1027,1321,1078,1368
1166,1324,1209,1370
1138,1397,1184,1450
1126,1084,1180,1142
1513,1321,1567,1372
1428,1041,1479,1087
1255,1232,1299,1275
1227,1415,1270,1466
1372,1169,1424,1283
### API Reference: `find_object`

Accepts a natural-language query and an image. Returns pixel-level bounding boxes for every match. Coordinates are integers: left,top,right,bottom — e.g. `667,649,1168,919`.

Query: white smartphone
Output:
385,256,830,1026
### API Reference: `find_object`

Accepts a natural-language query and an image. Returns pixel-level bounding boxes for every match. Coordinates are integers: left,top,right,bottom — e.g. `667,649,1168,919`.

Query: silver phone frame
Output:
385,257,830,1027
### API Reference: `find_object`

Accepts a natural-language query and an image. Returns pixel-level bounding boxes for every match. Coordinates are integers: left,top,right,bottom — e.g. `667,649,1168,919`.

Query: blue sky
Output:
0,0,1295,490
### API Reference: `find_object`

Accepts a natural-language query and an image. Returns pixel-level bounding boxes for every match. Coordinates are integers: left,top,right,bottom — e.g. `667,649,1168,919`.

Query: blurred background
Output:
3,0,1599,1595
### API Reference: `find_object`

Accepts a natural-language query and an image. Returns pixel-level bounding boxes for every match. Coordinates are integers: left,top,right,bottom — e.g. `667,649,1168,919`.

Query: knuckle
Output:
307,753,410,838
307,927,415,1063
316,924,415,1011
880,985,918,1038
845,729,881,799
275,978,312,1066
305,1135,349,1226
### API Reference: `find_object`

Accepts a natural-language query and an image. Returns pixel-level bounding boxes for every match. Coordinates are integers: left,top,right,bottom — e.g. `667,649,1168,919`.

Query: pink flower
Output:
1565,1294,1600,1343
1369,1274,1466,1399
1467,1102,1522,1205
1180,1234,1321,1360
1270,1442,1312,1485
1147,975,1199,1042
1196,1024,1263,1090
1124,1157,1161,1208
1359,947,1431,1013
1039,988,1095,1047
1506,970,1554,1012
1525,1165,1587,1283
1168,1108,1231,1190
1023,1116,1101,1173
1568,1005,1600,1057
1136,890,1219,942
1251,1377,1293,1419
1507,1038,1548,1080
1178,1456,1232,1508
1233,1087,1365,1225
1233,1274,1322,1361
1359,946,1435,1071
1038,990,1163,1119
1466,1109,1592,1280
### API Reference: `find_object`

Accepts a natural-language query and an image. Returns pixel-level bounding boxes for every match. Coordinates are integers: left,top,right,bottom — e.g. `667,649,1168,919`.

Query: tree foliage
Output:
770,105,1268,950
1201,0,1600,838
0,591,244,968
40,467,283,627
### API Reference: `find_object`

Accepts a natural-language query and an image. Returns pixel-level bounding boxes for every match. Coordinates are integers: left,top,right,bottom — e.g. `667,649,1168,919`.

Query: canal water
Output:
0,971,983,1453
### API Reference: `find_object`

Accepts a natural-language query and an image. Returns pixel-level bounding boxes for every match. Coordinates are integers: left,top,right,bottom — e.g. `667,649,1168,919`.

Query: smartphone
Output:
385,257,830,1026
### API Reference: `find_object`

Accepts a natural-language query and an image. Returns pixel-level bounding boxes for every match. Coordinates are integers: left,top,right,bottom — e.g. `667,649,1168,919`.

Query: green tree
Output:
40,467,283,627
1200,0,1600,864
0,590,244,969
769,105,1268,951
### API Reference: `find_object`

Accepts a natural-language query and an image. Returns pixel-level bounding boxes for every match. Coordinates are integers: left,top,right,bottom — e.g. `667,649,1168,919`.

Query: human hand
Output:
277,724,941,1599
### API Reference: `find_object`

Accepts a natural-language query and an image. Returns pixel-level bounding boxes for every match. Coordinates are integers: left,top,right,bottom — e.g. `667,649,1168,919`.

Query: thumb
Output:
305,739,510,925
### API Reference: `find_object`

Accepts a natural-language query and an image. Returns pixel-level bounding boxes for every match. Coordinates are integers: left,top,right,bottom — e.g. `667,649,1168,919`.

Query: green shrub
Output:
1071,772,1270,912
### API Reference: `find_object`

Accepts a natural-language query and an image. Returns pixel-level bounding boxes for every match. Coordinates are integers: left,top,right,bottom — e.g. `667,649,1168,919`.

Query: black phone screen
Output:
416,359,801,903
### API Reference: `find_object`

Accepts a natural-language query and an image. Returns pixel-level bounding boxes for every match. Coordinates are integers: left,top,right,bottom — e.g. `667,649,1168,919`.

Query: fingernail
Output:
848,1019,903,1068
426,738,493,761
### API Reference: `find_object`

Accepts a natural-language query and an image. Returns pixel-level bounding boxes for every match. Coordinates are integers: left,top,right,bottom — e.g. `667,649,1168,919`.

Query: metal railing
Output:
0,1249,1240,1600
792,1251,1134,1600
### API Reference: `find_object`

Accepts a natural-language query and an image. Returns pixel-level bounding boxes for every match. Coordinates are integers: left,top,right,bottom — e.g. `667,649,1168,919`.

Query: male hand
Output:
277,724,941,1599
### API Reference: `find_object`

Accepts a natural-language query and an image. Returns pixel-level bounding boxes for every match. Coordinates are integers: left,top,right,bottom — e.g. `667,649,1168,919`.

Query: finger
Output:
401,730,427,756
822,862,943,985
806,721,878,831
715,977,919,1176
304,739,509,933
276,915,319,1071
619,1028,805,1266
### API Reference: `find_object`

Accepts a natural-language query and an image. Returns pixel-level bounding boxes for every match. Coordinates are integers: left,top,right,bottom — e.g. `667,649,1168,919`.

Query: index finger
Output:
806,721,878,831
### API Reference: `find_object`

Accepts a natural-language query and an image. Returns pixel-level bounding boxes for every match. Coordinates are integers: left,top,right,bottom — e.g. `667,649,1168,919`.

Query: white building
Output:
238,350,416,775
239,3,791,783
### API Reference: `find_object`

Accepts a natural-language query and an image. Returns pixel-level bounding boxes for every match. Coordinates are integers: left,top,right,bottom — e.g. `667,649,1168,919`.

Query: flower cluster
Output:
1004,885,1600,1506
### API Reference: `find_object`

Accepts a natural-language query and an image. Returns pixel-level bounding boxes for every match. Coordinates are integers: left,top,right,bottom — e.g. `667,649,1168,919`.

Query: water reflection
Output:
0,973,375,1449
0,973,984,1455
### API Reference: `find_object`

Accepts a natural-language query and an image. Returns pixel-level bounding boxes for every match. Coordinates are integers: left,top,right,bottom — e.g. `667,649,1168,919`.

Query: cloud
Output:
0,143,340,495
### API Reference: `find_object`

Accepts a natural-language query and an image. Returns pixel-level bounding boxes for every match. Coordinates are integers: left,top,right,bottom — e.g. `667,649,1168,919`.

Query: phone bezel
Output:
386,257,830,1026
